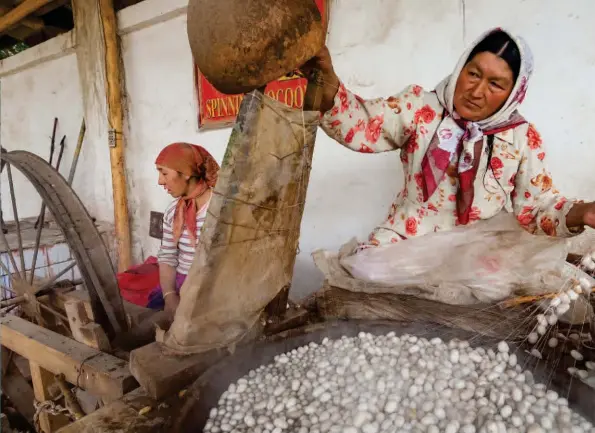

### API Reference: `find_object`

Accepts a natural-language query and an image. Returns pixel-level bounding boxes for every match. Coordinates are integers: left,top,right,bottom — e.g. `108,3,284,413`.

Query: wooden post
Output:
98,0,132,272
30,362,70,433
72,0,132,272
54,388,175,433
0,0,53,35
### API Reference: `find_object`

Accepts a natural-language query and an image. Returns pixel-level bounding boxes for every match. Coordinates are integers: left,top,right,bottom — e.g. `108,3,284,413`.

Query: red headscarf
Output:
155,142,219,245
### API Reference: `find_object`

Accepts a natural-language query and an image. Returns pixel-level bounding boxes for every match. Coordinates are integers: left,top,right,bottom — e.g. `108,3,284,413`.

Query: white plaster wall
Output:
0,33,112,224
2,0,595,300
0,40,110,293
0,49,85,220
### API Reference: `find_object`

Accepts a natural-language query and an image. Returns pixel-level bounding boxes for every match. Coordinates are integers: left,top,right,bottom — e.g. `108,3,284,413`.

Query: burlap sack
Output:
160,91,319,354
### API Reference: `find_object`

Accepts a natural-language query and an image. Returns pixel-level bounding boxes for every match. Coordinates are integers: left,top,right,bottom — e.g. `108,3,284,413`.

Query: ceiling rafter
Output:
0,0,54,36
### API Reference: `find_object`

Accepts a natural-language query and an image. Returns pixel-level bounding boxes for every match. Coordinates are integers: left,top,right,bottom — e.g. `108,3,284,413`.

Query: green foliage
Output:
0,42,29,60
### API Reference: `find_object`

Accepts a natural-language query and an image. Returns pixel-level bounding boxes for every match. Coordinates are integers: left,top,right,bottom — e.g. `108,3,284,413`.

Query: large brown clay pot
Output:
187,0,325,95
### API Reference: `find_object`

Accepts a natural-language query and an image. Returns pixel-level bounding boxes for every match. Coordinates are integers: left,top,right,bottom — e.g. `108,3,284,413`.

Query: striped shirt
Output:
157,198,209,275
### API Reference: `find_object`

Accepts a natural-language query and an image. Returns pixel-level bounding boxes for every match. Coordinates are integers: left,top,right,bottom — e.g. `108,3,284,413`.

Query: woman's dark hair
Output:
466,30,522,197
467,30,521,82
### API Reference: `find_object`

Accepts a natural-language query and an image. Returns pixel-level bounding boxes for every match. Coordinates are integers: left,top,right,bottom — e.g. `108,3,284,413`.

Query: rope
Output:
33,398,75,433
31,353,97,432
75,353,100,391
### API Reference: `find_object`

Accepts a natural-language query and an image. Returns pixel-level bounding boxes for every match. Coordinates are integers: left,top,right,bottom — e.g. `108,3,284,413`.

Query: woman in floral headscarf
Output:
149,142,219,315
302,28,595,248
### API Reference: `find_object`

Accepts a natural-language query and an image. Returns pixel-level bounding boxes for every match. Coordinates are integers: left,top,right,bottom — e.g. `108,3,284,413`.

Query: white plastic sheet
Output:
314,212,571,305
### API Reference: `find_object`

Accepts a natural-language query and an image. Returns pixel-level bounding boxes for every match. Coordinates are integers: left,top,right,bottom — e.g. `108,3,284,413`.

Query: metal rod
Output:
49,117,58,166
29,204,46,285
67,119,85,185
34,261,76,296
34,118,58,230
5,164,25,278
55,135,66,171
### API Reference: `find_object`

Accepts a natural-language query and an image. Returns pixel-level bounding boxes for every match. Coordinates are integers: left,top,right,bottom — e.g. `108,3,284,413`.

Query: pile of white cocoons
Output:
204,333,595,433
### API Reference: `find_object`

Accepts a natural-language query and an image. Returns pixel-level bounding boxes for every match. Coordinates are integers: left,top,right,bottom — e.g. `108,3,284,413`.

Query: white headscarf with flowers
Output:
421,27,535,225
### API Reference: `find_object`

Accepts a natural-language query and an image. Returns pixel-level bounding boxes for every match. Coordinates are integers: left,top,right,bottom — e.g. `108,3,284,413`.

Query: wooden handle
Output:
303,68,325,111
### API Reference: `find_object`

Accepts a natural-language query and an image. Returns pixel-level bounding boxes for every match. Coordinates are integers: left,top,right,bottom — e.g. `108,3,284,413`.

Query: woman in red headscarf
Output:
147,142,220,315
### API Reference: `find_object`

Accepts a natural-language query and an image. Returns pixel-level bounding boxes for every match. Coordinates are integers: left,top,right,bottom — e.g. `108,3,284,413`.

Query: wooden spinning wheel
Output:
1,149,139,432
0,150,128,338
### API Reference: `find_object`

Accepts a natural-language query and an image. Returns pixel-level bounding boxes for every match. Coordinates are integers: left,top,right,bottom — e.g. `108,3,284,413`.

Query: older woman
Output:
303,28,595,248
148,142,219,314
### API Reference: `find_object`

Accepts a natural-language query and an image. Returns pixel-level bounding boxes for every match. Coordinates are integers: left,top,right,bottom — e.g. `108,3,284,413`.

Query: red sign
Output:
195,0,328,129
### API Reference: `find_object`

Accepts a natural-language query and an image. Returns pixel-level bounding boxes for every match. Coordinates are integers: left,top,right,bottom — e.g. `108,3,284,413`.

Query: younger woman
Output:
148,142,219,315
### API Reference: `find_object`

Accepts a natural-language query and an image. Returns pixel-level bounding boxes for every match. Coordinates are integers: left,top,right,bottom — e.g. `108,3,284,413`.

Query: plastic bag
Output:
314,212,570,305
117,256,159,307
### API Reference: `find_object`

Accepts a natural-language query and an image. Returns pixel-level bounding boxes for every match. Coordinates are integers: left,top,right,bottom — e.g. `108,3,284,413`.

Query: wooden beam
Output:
0,5,43,30
129,342,227,400
111,310,172,352
64,300,111,351
30,362,70,433
0,0,53,35
47,289,95,321
49,288,156,328
32,0,68,17
55,388,179,433
264,306,314,336
0,316,137,400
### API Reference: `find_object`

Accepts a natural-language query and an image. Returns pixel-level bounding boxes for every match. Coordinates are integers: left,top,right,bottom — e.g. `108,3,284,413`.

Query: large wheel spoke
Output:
34,260,77,297
38,302,69,323
5,164,26,278
29,203,46,285
0,225,21,280
0,295,25,308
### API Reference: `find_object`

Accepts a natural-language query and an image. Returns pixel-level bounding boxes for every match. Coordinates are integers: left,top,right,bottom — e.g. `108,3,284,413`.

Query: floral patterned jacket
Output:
320,83,582,247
